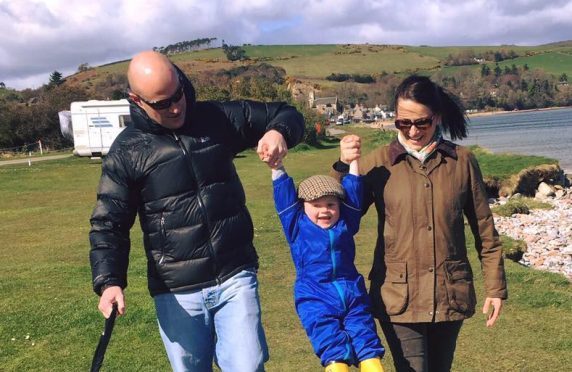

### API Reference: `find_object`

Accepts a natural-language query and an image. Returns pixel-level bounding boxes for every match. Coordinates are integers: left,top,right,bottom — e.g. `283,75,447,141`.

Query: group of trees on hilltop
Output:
153,37,218,55
326,73,376,84
444,49,520,67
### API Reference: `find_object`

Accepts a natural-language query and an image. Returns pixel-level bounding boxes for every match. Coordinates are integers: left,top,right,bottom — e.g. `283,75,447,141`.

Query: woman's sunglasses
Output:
133,84,184,111
394,117,433,130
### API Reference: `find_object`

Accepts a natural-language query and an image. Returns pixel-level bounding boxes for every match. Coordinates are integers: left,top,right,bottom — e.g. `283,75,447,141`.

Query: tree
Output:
222,43,248,61
48,71,64,87
0,82,5,89
560,73,568,83
77,63,91,72
494,64,502,77
0,84,88,149
480,65,491,77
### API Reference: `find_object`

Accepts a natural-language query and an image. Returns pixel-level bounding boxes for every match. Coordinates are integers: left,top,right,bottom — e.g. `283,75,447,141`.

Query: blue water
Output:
452,107,572,173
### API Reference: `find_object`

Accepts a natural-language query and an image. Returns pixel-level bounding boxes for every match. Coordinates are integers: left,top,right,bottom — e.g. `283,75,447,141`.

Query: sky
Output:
1,0,571,90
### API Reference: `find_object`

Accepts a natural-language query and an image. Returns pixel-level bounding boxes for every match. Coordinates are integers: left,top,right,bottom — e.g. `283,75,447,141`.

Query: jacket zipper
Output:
329,229,347,311
158,212,166,264
329,229,351,360
172,132,219,278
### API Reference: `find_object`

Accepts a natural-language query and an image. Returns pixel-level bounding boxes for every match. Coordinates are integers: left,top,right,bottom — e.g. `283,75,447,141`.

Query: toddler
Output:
271,160,384,372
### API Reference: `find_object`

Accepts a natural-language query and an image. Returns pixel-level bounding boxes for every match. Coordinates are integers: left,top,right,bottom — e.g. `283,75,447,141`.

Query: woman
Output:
332,75,507,372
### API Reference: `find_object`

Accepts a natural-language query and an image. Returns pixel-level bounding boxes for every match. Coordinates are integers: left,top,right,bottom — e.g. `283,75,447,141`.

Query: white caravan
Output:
59,99,131,157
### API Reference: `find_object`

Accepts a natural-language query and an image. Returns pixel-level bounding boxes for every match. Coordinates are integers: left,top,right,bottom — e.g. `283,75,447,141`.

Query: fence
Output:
0,140,73,159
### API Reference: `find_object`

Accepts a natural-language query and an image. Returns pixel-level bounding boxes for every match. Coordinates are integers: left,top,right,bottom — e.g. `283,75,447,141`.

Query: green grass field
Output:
493,51,572,77
1,126,570,371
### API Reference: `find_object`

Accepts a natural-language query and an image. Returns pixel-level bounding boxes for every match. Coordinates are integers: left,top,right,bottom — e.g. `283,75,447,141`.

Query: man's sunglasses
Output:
394,117,433,130
134,84,184,110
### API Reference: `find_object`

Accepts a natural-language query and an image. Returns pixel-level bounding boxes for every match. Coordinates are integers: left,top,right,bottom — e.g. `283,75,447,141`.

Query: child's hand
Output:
269,158,283,170
258,146,284,169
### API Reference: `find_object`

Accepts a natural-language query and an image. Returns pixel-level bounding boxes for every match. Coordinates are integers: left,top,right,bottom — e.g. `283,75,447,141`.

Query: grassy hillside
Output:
1,126,570,371
495,51,572,76
63,42,572,93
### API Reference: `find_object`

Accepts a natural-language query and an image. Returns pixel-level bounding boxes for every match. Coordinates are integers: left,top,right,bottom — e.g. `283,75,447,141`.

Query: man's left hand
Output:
257,130,287,167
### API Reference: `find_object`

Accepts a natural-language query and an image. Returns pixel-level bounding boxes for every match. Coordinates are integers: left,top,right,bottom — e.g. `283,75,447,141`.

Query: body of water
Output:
453,107,572,173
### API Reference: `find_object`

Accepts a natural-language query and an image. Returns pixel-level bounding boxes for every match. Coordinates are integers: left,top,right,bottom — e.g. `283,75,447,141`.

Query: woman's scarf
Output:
397,125,443,163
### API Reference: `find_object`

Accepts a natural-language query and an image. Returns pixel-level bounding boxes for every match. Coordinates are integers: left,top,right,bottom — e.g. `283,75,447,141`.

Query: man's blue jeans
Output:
154,268,269,371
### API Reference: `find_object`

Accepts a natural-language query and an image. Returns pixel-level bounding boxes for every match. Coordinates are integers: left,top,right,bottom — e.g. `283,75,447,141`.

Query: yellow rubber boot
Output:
359,357,384,372
325,361,350,372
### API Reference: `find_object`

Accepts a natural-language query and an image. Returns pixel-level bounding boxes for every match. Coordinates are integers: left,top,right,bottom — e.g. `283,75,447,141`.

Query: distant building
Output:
308,91,340,117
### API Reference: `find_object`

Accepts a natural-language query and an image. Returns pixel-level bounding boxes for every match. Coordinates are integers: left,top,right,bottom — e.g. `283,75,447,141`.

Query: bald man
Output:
89,51,304,371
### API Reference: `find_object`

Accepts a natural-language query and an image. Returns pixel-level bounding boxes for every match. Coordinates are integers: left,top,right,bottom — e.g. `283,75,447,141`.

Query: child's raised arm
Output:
349,159,359,176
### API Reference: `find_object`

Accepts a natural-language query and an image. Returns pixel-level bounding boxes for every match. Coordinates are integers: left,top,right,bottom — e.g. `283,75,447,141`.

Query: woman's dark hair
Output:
394,75,468,140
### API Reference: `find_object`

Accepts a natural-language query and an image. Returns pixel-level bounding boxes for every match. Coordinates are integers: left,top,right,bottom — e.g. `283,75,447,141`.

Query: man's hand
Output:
482,297,503,327
98,286,125,319
340,135,361,164
257,130,287,168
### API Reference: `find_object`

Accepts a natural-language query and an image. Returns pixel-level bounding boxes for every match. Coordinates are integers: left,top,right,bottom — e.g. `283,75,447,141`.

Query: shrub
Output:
501,235,527,261
492,197,552,217
492,199,530,216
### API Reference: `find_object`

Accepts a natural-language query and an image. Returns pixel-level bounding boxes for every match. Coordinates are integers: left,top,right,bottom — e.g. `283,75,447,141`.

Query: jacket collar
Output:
389,138,458,165
128,64,197,135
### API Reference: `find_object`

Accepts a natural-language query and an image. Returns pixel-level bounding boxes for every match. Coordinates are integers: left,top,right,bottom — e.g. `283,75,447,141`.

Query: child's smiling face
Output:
303,195,340,229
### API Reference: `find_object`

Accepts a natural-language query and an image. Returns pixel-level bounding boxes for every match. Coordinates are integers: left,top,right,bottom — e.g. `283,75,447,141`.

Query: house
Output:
308,91,340,117
351,105,366,122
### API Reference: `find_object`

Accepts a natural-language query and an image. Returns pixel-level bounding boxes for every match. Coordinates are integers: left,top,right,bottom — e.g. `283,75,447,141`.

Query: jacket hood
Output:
128,64,197,134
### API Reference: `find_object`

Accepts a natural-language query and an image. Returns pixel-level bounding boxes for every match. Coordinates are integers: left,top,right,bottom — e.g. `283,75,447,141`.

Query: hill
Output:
64,42,572,93
2,42,570,152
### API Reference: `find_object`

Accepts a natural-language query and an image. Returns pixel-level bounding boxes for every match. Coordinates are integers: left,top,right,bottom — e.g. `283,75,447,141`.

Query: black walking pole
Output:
90,303,118,372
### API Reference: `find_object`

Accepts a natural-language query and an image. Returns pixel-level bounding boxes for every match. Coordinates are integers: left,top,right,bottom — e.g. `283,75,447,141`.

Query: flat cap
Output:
298,175,345,202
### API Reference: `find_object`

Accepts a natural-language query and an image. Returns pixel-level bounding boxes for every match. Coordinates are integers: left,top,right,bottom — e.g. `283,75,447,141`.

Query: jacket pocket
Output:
443,260,476,314
380,262,409,316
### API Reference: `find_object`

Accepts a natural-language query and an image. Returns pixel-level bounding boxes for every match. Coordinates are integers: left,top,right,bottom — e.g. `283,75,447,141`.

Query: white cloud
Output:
0,0,571,89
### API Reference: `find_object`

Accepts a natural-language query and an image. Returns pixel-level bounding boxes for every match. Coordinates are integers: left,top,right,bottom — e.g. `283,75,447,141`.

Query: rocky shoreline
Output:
492,186,572,281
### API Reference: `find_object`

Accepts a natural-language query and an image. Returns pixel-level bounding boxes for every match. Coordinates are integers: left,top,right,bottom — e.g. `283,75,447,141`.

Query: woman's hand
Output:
340,135,361,164
482,297,503,327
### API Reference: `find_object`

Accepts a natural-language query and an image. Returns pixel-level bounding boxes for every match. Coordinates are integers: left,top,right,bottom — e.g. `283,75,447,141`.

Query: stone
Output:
538,182,556,197
555,189,566,199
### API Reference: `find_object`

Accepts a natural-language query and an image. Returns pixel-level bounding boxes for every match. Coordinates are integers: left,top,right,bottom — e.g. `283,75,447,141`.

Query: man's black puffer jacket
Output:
89,69,304,296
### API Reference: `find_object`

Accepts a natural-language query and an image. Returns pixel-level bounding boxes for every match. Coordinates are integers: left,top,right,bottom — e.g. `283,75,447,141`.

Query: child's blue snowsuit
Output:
273,172,384,366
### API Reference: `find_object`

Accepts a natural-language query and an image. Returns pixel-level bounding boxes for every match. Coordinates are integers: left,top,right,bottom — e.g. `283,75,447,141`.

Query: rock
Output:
535,191,550,200
538,182,556,197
